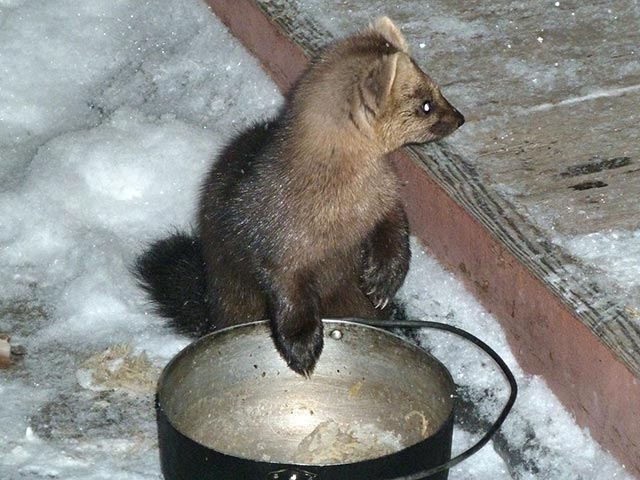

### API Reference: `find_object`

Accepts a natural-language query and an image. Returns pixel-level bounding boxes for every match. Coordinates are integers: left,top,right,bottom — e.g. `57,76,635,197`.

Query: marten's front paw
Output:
361,260,397,311
272,319,324,377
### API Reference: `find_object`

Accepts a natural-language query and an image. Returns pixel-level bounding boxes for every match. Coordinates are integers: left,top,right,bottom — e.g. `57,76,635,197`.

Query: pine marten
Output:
135,17,464,375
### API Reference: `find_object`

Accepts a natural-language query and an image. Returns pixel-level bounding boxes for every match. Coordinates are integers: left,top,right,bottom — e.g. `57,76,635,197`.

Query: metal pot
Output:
156,319,516,480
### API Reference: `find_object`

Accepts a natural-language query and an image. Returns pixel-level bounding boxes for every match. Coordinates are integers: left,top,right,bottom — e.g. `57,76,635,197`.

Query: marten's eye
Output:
421,101,432,115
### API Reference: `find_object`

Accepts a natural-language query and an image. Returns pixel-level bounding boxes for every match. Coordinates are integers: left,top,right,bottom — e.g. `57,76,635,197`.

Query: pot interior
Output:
158,320,455,465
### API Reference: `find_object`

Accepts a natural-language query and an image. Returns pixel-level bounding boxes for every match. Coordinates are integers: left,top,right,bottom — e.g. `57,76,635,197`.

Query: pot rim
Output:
156,318,457,468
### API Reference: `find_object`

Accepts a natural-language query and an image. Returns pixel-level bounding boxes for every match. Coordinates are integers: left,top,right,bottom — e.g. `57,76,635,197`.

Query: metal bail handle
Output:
267,469,319,480
346,318,518,480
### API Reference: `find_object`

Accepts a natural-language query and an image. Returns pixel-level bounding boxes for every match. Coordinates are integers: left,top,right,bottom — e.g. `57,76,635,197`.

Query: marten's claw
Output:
283,338,323,377
365,283,391,310
375,297,390,310
362,261,404,312
273,319,324,377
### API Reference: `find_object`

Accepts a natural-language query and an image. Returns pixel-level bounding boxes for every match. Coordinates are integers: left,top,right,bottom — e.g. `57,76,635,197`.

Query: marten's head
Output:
293,17,464,154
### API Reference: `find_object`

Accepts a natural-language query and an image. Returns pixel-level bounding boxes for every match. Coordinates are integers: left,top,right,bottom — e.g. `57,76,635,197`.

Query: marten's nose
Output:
453,107,465,127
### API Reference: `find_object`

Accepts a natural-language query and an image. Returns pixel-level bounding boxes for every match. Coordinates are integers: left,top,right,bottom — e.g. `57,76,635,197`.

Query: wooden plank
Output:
471,91,640,236
204,0,640,476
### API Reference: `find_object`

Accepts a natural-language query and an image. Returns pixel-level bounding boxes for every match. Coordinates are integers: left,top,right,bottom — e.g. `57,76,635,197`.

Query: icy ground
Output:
0,1,632,479
554,229,640,315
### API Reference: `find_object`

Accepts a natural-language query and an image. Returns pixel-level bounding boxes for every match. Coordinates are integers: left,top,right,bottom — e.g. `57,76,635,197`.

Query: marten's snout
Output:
452,107,465,127
427,100,465,140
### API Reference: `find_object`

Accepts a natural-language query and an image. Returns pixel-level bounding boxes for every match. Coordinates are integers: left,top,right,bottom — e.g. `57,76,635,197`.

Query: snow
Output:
554,229,640,313
0,0,632,479
558,230,640,291
399,243,632,479
528,84,640,112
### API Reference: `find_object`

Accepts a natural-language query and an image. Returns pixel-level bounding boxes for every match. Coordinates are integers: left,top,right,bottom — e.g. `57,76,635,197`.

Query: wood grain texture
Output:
471,91,640,236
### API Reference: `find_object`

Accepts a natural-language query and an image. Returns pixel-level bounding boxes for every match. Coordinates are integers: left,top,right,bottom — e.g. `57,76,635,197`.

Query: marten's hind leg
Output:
203,258,267,329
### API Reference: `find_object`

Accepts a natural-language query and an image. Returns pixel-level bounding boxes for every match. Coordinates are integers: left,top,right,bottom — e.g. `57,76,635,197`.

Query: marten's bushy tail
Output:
134,231,211,336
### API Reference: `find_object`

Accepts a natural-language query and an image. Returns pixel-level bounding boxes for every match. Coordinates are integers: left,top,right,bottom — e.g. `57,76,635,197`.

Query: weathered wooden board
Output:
470,91,640,236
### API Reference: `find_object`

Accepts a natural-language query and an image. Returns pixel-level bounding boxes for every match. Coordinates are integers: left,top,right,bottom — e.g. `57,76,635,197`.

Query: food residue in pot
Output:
347,380,364,399
293,420,404,464
405,410,430,437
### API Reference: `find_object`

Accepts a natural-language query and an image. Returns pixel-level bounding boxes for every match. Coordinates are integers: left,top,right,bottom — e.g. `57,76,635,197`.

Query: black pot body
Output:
157,400,453,480
156,320,457,480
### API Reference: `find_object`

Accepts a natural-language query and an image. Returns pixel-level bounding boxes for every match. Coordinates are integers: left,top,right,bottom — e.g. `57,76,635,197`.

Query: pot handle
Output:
347,318,518,480
267,469,318,480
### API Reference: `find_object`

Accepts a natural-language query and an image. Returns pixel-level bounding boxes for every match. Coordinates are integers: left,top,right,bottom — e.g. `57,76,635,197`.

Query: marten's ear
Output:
360,53,399,114
371,17,408,53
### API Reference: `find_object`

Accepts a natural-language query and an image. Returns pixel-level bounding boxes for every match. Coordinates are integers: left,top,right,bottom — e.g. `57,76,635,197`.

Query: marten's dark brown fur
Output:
135,17,464,375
